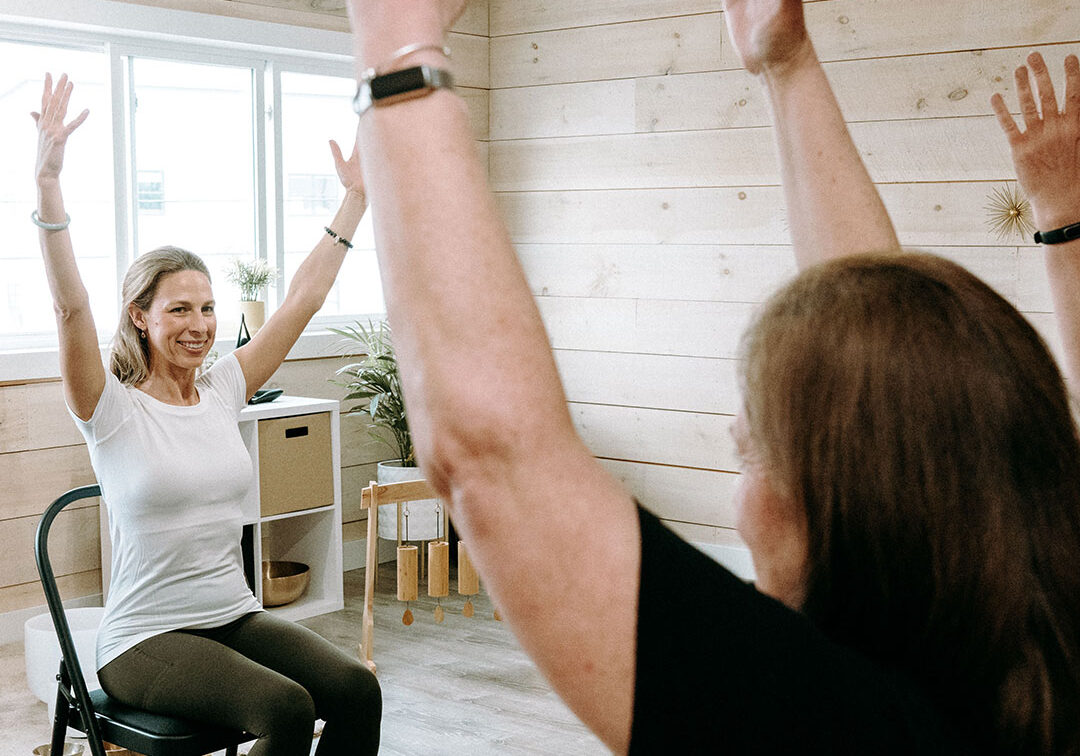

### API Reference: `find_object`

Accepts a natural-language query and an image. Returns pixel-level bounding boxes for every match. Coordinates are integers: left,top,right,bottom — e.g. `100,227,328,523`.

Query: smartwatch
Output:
353,65,454,117
1034,221,1080,245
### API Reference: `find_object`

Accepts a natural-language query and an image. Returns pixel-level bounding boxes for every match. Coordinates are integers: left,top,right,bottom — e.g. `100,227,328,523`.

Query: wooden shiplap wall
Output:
488,0,1080,550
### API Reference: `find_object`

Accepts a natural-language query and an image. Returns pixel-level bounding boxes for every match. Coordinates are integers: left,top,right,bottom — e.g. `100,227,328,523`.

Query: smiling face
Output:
129,269,216,376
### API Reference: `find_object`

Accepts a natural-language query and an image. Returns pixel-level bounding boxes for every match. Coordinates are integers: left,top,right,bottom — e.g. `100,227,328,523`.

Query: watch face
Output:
371,67,429,100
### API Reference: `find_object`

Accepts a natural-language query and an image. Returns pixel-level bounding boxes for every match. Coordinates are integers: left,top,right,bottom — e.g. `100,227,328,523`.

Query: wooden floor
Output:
2,567,607,755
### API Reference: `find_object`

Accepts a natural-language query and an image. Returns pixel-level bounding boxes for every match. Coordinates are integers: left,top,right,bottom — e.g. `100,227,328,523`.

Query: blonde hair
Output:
109,246,211,386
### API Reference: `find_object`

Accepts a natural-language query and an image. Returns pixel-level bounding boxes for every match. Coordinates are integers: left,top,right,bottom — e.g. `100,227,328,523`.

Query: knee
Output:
329,662,382,721
254,679,316,740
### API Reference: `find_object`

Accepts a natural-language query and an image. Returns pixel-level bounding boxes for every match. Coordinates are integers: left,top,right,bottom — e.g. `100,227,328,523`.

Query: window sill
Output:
0,329,354,384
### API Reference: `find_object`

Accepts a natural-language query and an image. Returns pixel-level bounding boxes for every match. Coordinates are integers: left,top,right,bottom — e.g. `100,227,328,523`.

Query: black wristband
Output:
324,226,353,249
1034,221,1080,245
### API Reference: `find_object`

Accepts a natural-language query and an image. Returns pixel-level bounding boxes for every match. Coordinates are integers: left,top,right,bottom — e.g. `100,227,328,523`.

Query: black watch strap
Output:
1034,221,1080,245
353,65,454,117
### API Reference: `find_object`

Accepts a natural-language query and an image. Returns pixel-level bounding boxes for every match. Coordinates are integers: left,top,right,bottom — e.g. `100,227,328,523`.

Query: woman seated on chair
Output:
33,73,381,756
341,0,1080,753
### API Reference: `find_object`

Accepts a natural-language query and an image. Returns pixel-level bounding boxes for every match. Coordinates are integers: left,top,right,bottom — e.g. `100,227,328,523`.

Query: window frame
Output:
0,1,373,381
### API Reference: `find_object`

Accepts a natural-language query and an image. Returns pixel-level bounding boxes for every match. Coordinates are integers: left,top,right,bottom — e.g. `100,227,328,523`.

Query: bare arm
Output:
991,53,1080,397
32,73,103,420
721,0,900,267
234,135,367,399
346,2,640,751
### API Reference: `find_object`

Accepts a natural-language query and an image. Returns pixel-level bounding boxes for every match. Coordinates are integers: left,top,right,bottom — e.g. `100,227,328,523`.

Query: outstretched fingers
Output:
1064,54,1080,116
1015,63,1040,131
1027,52,1060,120
65,108,90,135
990,92,1022,144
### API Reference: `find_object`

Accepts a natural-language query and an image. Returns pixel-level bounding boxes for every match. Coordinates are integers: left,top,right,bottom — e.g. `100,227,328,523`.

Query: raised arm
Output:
346,2,640,751
991,53,1080,397
721,0,900,267
234,133,367,399
32,73,102,420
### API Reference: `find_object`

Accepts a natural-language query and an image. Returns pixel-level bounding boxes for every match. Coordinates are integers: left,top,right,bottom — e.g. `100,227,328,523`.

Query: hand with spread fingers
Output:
990,52,1080,233
31,72,89,184
721,0,813,78
330,132,366,199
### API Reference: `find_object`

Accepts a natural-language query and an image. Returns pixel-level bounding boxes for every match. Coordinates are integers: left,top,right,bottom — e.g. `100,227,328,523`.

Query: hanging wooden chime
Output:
397,544,418,625
457,541,479,617
397,503,418,625
428,540,449,622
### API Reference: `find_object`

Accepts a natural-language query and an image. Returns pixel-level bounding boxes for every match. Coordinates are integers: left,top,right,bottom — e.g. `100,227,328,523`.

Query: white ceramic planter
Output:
239,300,266,335
376,461,444,541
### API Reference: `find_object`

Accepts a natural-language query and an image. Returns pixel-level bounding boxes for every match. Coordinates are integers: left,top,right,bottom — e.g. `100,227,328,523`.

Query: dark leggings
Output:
98,612,381,756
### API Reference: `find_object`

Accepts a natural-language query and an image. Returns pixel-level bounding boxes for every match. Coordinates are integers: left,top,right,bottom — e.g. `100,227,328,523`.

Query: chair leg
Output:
226,745,239,756
50,663,72,756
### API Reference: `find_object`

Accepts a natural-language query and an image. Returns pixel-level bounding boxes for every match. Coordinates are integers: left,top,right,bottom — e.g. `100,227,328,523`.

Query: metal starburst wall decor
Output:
985,183,1034,241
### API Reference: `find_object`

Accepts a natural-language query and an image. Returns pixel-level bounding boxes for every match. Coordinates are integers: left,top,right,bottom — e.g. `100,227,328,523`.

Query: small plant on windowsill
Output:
331,320,413,467
225,258,277,335
225,258,277,302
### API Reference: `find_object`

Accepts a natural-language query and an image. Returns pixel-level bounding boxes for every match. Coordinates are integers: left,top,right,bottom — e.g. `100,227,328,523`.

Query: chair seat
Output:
81,689,249,756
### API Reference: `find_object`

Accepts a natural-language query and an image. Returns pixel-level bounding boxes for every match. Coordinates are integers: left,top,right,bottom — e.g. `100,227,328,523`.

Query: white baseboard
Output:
0,593,103,646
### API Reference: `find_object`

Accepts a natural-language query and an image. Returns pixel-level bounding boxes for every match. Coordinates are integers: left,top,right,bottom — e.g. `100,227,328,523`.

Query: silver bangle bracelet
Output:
31,210,71,231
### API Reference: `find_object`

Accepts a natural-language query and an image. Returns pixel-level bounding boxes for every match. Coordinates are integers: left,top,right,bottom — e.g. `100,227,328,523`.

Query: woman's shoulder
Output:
630,503,972,754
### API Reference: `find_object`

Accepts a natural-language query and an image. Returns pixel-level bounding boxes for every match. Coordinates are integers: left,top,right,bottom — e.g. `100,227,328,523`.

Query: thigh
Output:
97,629,311,734
219,612,378,717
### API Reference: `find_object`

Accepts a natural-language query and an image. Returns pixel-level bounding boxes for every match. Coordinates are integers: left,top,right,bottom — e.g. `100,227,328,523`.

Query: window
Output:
0,9,378,356
131,57,257,331
136,170,165,213
280,70,382,321
0,42,114,347
287,174,337,215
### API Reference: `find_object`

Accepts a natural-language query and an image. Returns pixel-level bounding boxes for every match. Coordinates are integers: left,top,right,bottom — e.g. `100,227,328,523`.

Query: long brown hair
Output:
740,253,1080,753
110,246,211,386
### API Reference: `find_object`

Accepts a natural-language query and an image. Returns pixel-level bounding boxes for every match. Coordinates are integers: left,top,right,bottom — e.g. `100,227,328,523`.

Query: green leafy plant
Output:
225,257,277,302
331,320,414,466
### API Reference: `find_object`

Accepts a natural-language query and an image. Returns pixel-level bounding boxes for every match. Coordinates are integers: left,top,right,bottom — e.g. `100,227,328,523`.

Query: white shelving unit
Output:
239,395,344,621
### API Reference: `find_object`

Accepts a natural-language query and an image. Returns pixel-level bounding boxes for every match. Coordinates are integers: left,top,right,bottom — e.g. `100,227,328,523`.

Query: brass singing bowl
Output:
33,745,85,756
261,560,310,606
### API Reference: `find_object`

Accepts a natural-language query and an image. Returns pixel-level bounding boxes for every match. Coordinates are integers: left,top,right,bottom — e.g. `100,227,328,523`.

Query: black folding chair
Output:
35,484,251,756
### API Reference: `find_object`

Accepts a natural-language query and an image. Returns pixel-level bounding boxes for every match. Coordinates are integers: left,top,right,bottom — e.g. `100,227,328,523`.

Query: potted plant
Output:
225,257,277,335
332,321,442,542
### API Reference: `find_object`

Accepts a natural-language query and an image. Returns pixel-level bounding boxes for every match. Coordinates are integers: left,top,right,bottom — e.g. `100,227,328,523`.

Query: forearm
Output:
284,189,366,314
762,45,900,267
1043,244,1080,395
1031,193,1080,396
37,177,92,318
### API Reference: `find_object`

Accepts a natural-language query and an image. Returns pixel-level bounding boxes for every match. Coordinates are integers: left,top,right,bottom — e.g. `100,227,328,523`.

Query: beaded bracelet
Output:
31,210,71,231
324,226,354,249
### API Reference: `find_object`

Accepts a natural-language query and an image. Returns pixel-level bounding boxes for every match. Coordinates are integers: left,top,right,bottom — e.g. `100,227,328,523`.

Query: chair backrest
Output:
35,484,109,752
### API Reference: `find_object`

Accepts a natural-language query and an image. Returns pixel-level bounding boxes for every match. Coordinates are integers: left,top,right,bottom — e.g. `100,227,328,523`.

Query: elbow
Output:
53,299,91,324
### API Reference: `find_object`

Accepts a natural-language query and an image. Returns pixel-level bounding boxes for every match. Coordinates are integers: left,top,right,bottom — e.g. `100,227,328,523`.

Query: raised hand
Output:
990,53,1080,232
721,0,813,76
31,73,89,183
329,132,366,198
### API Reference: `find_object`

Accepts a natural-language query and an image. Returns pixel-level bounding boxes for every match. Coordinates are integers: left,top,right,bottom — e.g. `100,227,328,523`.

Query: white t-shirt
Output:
70,353,262,669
